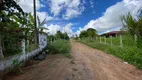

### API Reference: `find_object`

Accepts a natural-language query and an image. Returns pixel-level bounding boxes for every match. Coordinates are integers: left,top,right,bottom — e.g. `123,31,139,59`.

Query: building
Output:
101,31,124,37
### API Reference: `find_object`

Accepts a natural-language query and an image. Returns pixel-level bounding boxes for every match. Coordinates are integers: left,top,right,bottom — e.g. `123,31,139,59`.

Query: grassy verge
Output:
78,38,142,69
47,40,72,58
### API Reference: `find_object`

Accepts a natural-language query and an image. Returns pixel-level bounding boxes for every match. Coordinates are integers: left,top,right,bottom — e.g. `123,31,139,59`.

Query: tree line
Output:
78,28,97,41
48,31,69,42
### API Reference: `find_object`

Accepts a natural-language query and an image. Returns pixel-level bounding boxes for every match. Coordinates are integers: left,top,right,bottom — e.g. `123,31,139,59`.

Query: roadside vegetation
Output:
46,30,71,58
78,37,142,69
0,0,47,59
47,40,71,58
76,12,142,69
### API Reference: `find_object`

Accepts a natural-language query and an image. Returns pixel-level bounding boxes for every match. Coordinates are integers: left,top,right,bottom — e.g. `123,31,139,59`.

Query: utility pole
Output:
0,0,3,10
33,0,39,44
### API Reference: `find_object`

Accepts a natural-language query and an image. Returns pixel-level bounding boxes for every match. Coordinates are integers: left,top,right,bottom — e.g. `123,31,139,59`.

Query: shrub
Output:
47,40,71,58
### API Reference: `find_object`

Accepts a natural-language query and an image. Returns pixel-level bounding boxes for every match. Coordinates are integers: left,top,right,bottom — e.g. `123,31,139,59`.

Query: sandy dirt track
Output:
4,40,142,80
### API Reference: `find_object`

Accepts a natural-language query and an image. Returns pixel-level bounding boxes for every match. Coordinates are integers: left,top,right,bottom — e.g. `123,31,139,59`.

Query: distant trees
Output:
79,28,97,41
121,13,142,48
56,31,63,39
79,31,88,38
87,28,97,40
48,31,69,42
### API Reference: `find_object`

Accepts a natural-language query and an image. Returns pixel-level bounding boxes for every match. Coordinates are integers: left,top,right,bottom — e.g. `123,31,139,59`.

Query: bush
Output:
47,40,71,58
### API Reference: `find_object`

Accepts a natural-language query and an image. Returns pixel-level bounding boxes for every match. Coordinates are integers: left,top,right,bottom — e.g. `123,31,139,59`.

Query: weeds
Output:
47,40,72,58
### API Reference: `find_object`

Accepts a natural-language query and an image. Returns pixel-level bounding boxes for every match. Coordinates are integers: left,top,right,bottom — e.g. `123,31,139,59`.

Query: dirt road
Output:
4,41,142,80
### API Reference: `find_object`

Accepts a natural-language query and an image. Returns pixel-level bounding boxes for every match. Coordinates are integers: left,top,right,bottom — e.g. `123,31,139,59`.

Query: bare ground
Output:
4,40,142,80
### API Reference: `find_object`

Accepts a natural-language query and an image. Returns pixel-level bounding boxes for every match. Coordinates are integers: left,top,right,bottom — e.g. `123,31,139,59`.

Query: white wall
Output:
39,33,47,49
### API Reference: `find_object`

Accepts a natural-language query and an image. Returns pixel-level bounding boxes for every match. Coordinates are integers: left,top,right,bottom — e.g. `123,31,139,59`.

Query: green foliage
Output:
87,28,97,40
48,31,69,42
37,16,48,32
63,53,72,58
12,59,24,74
62,32,69,40
0,1,37,57
47,40,71,58
47,40,71,54
78,38,142,69
121,13,142,48
79,31,88,38
79,28,97,40
56,31,63,39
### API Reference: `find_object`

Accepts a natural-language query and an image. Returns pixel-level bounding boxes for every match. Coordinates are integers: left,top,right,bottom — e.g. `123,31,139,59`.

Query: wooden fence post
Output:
120,35,123,47
110,35,112,46
104,36,106,44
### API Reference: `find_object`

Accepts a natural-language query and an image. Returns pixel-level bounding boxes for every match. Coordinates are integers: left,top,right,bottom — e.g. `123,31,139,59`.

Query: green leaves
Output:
79,28,97,40
121,13,142,37
37,16,48,32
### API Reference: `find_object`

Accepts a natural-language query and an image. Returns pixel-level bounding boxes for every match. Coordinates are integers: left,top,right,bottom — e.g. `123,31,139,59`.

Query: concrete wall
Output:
0,33,47,77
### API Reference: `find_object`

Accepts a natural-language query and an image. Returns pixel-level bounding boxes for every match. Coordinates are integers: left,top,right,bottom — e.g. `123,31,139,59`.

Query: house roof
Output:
101,31,123,36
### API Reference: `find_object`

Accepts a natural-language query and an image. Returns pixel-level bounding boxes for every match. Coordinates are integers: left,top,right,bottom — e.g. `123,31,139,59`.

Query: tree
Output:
79,28,97,41
0,0,26,59
87,28,97,41
55,31,63,39
121,13,142,48
79,31,88,38
62,32,69,40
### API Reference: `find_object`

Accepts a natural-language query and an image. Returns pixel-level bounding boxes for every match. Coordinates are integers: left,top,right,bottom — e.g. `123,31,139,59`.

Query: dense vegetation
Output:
0,0,47,58
48,31,69,42
121,13,142,48
47,40,71,58
79,28,97,41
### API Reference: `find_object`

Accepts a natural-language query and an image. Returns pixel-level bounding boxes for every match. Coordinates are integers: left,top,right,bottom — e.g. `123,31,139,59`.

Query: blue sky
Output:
17,0,142,36
38,0,122,32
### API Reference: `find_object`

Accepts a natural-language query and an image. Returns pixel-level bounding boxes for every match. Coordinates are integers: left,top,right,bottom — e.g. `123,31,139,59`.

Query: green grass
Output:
47,40,72,58
78,37,142,69
100,35,136,47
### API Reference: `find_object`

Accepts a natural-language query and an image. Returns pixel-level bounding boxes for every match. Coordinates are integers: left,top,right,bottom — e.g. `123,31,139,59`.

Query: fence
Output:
96,34,137,48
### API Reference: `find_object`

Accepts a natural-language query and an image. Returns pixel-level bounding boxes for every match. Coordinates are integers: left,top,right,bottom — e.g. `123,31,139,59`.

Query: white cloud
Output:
45,23,74,37
16,0,42,13
63,23,74,37
49,0,85,20
47,24,61,35
37,12,53,22
76,0,142,35
17,0,54,26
